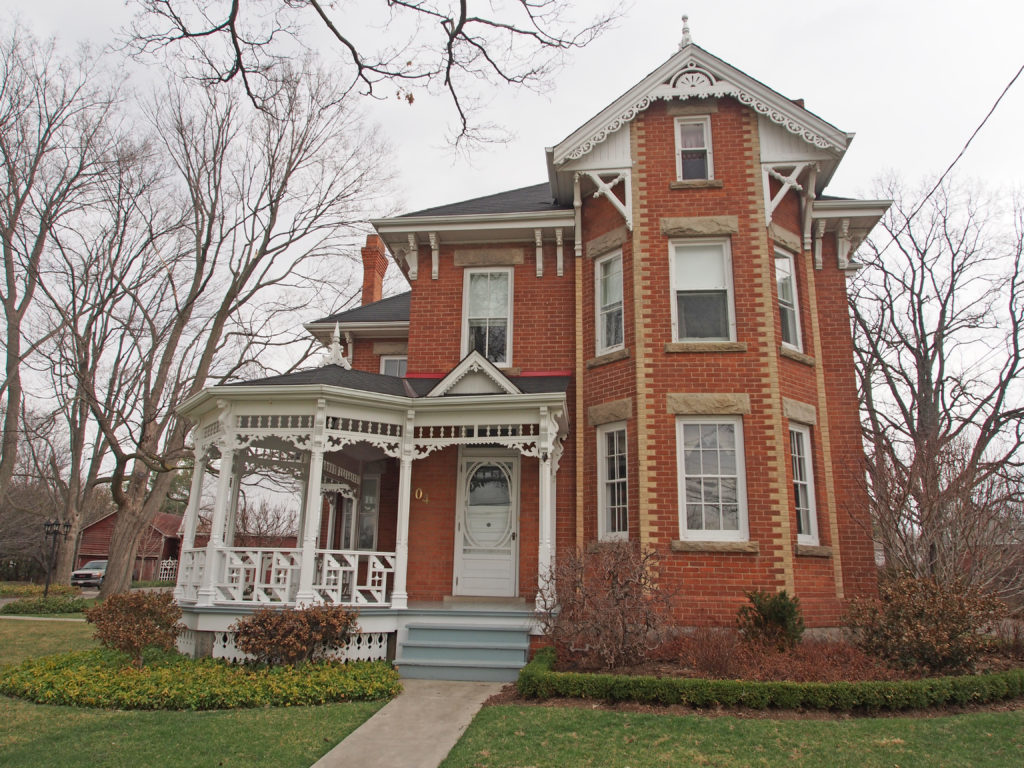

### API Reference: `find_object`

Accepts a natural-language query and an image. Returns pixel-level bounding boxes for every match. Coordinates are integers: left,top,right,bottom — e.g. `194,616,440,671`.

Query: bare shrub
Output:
679,627,741,678
537,541,672,670
846,574,1006,672
232,605,359,666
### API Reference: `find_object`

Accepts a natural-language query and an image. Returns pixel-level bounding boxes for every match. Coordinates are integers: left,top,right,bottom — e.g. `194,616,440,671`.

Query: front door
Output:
454,451,519,596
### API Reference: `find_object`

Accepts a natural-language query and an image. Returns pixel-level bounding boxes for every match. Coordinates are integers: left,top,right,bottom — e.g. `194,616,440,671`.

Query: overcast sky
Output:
6,0,1023,213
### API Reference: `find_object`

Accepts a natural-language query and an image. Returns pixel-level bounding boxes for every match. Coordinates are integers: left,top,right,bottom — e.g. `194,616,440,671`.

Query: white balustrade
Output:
177,548,206,601
180,546,395,607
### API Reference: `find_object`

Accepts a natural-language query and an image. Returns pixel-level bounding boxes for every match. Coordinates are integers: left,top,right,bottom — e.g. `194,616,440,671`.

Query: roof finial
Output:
680,14,692,48
323,322,351,369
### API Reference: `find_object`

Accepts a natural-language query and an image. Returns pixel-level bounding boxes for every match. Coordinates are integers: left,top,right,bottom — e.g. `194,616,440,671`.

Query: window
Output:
789,423,818,545
380,356,407,377
775,251,802,351
597,423,628,540
671,240,735,341
595,251,624,354
675,116,713,181
463,269,512,365
676,416,747,541
341,476,380,550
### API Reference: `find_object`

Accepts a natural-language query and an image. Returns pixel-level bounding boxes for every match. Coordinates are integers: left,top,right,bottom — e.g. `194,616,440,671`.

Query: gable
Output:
550,44,850,175
428,351,522,397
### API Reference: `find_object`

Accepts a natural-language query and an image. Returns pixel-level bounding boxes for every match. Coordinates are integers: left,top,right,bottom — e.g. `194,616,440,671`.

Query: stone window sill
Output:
795,544,832,558
671,540,759,554
665,341,747,354
670,179,724,190
780,346,815,366
586,347,630,369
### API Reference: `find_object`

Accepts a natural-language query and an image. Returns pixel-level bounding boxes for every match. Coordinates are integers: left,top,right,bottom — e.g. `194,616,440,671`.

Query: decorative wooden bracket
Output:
555,228,564,277
406,233,418,280
429,232,439,280
584,170,632,231
535,229,544,277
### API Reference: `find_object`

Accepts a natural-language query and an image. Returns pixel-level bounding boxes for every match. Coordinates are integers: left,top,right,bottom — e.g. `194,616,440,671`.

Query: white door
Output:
454,453,519,596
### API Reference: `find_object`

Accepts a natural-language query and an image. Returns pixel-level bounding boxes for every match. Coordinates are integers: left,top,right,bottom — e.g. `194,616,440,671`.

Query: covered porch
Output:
174,353,568,619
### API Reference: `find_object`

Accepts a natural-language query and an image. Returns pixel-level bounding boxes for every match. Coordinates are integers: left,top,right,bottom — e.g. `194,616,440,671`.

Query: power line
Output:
878,60,1024,252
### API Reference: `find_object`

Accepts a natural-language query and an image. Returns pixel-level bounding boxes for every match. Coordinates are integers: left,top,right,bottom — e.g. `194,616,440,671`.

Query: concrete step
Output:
397,622,531,682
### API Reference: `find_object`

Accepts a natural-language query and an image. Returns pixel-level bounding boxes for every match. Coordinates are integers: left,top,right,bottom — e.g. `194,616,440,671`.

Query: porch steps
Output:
396,622,530,682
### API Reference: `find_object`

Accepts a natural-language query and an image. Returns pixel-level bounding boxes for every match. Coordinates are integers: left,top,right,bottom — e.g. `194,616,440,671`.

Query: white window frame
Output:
675,415,748,542
775,250,803,352
674,115,714,181
379,355,407,377
461,267,514,366
594,250,624,355
597,422,628,541
668,238,737,342
789,423,819,546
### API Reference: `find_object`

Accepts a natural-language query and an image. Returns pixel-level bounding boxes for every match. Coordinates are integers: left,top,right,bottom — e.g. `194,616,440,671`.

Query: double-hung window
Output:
676,416,747,541
597,423,628,540
789,423,818,545
671,240,735,341
379,356,407,377
595,251,624,354
775,251,802,351
464,269,512,365
675,116,713,181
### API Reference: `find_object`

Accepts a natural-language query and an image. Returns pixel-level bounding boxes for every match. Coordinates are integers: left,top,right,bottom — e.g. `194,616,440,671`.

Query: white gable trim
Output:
427,351,522,397
553,45,850,167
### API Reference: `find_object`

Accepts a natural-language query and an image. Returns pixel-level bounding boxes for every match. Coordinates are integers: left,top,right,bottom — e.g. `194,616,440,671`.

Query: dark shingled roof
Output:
227,365,414,397
311,292,410,326
400,183,570,218
225,365,570,399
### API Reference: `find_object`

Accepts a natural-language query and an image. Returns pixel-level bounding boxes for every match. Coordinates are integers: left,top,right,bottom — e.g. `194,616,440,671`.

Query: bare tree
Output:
125,0,617,144
84,68,390,596
0,26,119,503
850,177,1024,600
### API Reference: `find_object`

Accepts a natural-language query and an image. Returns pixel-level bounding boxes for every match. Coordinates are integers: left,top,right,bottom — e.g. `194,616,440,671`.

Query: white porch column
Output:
196,445,235,606
537,452,553,604
180,446,207,550
391,409,416,610
223,456,244,547
295,398,328,605
325,494,337,549
174,445,208,601
294,448,326,604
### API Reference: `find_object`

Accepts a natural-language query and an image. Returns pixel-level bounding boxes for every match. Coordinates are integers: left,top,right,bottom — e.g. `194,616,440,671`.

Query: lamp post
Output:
43,520,71,598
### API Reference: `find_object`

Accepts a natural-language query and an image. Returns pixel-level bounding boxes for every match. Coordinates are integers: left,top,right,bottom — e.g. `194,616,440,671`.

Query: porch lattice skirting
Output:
175,630,391,664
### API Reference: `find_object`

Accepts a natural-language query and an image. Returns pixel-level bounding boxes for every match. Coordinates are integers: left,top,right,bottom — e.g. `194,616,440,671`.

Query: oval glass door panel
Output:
464,463,513,550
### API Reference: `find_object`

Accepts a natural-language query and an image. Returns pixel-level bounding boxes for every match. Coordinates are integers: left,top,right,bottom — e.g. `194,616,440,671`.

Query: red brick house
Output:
77,511,182,581
174,26,888,678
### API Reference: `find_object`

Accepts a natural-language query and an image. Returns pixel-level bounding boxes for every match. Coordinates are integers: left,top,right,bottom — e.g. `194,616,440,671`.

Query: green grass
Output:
0,617,386,766
441,705,1024,768
0,697,384,768
0,617,96,665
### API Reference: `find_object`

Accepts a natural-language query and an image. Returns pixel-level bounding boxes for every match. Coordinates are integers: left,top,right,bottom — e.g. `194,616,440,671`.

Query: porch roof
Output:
219,364,570,399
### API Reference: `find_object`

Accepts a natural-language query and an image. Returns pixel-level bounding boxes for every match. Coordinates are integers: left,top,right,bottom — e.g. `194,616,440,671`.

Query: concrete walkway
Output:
312,679,502,768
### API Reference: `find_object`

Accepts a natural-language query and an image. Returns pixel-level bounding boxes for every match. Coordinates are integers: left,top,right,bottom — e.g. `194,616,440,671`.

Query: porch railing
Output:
177,548,206,601
176,546,395,607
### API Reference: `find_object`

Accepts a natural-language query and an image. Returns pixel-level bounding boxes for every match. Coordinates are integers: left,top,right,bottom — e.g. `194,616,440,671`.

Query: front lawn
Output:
0,697,383,768
441,704,1024,768
0,618,387,767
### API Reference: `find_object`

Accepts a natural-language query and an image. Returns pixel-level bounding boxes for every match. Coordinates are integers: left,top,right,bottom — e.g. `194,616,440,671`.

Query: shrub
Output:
737,590,805,650
0,595,90,615
516,646,1024,711
537,541,672,670
85,591,182,665
845,575,1006,673
679,627,742,678
232,604,359,666
0,583,78,598
0,648,400,709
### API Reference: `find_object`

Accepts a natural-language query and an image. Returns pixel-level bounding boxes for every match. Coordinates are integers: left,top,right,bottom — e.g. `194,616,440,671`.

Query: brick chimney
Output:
360,234,388,305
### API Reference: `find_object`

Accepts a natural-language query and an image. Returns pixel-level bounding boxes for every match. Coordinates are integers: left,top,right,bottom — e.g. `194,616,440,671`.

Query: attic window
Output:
675,116,713,181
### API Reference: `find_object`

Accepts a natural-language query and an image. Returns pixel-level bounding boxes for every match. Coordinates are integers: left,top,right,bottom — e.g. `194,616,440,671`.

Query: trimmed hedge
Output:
0,596,90,615
517,647,1024,712
0,583,78,598
0,648,401,710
